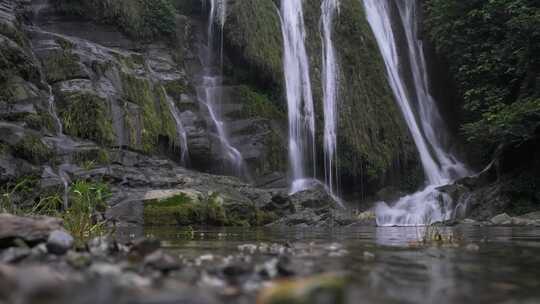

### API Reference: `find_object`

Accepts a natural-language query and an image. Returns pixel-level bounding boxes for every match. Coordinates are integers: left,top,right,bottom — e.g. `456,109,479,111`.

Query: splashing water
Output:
280,0,317,194
321,0,340,196
363,0,469,226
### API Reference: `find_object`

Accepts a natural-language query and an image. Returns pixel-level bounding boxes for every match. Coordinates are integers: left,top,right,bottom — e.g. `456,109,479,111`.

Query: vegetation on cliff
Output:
424,0,540,212
424,0,540,156
52,0,177,40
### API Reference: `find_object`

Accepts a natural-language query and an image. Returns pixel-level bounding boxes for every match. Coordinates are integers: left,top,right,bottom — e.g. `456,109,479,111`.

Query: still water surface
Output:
146,226,540,304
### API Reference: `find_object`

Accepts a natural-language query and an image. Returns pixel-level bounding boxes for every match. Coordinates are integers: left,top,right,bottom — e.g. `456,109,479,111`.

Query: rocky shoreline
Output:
1,209,540,304
0,213,356,304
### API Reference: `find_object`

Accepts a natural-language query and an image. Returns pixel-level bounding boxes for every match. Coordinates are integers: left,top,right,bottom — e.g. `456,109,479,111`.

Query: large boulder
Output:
0,214,64,247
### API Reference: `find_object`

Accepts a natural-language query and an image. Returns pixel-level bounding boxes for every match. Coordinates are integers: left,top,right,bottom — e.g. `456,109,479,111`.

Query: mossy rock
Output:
42,50,87,83
57,91,115,145
120,73,178,153
143,193,277,227
0,37,41,103
302,0,420,191
224,0,283,89
12,134,53,165
229,85,285,120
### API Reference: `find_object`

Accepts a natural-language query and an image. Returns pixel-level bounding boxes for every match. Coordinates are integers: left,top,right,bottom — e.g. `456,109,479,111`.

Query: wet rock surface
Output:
0,214,64,247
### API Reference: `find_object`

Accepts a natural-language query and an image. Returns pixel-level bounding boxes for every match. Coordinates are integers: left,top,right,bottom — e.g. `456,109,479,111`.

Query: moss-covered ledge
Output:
143,191,277,227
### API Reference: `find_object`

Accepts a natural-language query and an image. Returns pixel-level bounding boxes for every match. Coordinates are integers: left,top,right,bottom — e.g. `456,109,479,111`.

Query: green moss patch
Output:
58,91,115,145
230,85,285,120
52,0,176,41
12,134,53,164
43,51,86,83
144,194,277,227
224,0,283,88
121,73,178,152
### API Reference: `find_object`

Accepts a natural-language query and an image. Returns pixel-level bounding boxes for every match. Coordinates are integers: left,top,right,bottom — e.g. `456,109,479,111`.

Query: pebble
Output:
46,230,74,255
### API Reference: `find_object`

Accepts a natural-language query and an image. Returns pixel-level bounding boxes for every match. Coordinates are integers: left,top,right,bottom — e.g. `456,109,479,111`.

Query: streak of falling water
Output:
46,84,63,136
46,85,70,210
280,0,317,194
201,0,246,177
362,0,469,226
321,0,340,195
162,88,190,166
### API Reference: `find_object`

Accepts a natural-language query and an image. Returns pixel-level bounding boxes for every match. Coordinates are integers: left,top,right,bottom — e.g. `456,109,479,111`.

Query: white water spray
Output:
362,0,469,226
280,0,317,194
321,0,340,195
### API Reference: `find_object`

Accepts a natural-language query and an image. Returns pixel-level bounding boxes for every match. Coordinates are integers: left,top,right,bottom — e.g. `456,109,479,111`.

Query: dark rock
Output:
0,214,63,247
144,250,180,273
0,247,31,264
130,237,161,257
46,230,74,255
290,184,336,210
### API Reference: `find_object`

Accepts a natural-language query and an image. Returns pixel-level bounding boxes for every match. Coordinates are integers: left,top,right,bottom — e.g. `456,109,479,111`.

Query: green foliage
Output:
424,0,540,154
62,180,110,245
0,178,35,214
58,92,115,146
0,177,111,245
52,0,176,41
463,98,540,147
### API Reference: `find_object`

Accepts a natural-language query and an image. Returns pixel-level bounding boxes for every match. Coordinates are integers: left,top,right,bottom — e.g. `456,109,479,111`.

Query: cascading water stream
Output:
162,88,190,166
280,0,317,194
362,0,469,226
198,0,246,177
321,0,340,196
46,84,64,136
45,73,70,210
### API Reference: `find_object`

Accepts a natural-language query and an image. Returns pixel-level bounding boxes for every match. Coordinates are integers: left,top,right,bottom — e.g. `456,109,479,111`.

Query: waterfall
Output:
162,88,190,166
198,0,246,177
362,0,469,226
280,0,317,194
321,0,340,195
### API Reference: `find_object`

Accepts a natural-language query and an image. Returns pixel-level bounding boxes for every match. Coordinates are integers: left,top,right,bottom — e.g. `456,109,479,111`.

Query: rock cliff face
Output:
0,0,422,211
224,0,421,197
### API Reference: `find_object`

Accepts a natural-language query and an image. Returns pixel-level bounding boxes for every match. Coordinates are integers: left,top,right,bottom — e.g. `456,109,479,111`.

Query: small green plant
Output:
0,179,30,214
62,180,111,245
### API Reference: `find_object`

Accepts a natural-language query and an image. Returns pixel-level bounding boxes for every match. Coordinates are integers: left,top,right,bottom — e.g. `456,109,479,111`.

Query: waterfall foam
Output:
280,0,317,194
363,0,469,226
321,0,340,195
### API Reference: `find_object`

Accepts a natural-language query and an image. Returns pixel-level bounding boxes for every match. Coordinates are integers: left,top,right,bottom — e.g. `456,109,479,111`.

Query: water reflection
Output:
147,226,540,303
